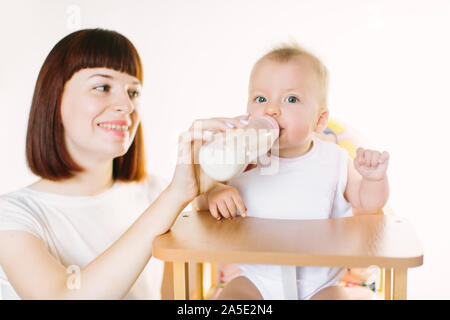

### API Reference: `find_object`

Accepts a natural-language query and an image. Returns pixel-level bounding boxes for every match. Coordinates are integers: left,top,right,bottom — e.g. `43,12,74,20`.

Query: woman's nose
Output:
113,91,134,114
264,103,281,117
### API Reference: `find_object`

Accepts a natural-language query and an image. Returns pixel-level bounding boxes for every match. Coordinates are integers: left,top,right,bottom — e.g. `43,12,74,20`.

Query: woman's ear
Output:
314,110,329,133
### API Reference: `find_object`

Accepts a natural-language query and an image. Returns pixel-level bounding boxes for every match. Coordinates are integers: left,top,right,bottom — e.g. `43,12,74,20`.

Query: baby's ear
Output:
314,110,329,133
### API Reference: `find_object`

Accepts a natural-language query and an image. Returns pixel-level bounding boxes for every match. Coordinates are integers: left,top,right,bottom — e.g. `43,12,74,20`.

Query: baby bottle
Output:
198,115,280,182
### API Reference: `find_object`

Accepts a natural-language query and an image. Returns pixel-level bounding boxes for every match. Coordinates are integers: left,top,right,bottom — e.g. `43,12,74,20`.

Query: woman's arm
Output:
0,186,188,299
0,115,250,300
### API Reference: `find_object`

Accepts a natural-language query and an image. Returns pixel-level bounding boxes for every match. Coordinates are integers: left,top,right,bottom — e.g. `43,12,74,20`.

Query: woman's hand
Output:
167,115,250,205
207,183,247,220
354,148,389,181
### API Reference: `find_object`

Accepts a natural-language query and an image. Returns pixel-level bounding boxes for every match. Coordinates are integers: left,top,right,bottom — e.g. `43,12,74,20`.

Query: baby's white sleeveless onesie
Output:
229,138,353,300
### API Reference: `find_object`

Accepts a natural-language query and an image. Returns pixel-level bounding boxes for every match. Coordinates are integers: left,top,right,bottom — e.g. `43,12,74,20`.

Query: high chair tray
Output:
153,211,423,269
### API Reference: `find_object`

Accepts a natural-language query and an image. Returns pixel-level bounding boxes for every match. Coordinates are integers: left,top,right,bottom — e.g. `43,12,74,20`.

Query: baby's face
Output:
247,56,324,157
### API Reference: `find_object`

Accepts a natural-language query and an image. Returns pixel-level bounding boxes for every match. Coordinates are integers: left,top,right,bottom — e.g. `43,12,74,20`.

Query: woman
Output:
0,28,248,299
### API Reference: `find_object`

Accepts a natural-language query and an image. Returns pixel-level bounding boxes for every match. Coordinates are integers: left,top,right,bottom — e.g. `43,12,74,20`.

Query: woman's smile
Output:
97,120,131,138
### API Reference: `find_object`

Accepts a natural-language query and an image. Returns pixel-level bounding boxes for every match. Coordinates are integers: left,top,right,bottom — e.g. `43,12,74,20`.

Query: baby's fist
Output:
354,148,389,181
207,183,247,220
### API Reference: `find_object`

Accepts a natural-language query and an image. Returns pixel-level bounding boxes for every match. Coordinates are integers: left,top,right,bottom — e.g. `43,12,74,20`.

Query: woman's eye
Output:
255,96,267,103
286,96,299,103
94,85,110,92
128,90,140,99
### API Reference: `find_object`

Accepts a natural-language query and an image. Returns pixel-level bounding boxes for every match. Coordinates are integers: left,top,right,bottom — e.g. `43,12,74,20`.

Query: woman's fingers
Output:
225,116,250,129
182,115,251,164
189,116,250,135
189,119,224,133
234,113,250,120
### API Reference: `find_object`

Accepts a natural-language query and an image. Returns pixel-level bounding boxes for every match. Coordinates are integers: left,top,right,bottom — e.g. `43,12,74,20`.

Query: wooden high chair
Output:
156,119,423,300
155,209,423,300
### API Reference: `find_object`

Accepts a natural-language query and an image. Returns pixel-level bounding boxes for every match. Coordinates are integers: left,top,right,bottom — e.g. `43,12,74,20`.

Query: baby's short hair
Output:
259,43,329,111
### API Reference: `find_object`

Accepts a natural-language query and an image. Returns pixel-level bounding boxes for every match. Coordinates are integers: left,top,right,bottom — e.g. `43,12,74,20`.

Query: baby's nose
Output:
264,104,281,117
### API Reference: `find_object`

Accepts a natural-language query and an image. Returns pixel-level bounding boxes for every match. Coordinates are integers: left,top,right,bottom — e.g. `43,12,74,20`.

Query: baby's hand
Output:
354,148,389,181
207,183,247,220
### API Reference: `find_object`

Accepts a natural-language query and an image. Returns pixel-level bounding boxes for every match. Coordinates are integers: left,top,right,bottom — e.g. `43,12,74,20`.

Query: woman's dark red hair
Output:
26,28,146,181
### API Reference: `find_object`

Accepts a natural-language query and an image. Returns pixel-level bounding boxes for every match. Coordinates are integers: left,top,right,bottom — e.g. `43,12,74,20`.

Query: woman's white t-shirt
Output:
0,174,167,300
229,138,354,300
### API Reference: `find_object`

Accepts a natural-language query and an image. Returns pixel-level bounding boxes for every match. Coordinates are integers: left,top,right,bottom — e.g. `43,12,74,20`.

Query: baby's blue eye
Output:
286,96,299,103
255,96,267,103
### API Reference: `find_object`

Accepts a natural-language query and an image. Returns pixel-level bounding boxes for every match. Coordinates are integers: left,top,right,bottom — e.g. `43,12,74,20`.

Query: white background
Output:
1,0,449,299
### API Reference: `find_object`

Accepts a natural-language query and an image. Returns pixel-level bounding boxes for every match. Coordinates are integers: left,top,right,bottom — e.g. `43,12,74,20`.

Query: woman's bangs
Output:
65,29,143,83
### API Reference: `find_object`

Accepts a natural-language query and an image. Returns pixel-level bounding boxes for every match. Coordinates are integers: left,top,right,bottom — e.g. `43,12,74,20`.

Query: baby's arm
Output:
192,183,247,219
192,181,225,212
192,193,209,211
344,148,390,215
192,164,255,215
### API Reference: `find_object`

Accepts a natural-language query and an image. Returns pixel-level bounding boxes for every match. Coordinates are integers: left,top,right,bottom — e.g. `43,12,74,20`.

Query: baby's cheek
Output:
287,123,309,140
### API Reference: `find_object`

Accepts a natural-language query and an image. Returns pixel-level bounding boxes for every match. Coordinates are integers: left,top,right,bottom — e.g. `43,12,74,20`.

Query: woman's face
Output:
60,68,142,164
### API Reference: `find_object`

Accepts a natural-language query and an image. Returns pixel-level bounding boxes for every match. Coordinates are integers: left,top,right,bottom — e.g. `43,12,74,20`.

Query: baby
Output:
195,44,389,300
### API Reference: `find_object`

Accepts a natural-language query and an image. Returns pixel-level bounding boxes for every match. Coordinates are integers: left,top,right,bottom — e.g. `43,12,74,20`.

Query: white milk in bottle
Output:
199,115,280,181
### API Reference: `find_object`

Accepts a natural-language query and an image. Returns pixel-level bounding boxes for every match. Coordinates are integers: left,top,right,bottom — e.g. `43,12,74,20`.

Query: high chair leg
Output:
393,268,407,300
173,261,189,300
194,262,204,300
384,268,392,300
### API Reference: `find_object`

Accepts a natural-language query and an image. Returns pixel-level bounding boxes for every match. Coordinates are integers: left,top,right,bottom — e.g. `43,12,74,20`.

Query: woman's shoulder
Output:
0,187,33,210
0,188,45,239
